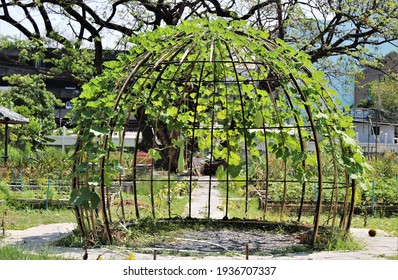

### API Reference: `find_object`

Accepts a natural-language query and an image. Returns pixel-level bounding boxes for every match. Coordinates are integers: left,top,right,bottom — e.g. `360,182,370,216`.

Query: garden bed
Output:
145,228,304,255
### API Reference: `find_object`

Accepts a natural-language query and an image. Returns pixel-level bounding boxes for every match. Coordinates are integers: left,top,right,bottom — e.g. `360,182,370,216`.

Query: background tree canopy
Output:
0,74,63,150
0,0,397,86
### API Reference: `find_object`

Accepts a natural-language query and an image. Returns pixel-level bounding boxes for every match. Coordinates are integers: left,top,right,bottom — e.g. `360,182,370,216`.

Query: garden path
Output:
187,175,224,219
1,223,75,249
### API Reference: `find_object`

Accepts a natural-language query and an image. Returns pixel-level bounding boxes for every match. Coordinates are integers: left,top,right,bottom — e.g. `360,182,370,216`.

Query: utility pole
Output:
375,74,382,160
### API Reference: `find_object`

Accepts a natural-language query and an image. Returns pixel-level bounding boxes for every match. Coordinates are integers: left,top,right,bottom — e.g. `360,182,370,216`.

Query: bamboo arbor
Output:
70,19,369,245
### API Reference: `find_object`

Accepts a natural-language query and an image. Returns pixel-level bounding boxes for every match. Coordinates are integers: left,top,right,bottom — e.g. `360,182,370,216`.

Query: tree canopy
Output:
1,0,398,85
0,74,63,150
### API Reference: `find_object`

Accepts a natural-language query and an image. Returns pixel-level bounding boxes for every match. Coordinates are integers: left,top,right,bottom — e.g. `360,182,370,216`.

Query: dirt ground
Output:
148,228,303,255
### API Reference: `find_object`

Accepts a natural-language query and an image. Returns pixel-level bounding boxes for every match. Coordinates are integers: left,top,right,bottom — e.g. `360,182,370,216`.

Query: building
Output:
351,108,398,154
0,48,81,127
351,51,398,150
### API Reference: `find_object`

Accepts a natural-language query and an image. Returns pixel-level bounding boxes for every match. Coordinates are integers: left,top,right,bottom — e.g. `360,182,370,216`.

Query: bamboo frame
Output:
71,25,363,246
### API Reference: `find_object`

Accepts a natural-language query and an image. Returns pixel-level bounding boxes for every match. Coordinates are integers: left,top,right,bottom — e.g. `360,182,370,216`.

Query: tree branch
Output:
0,0,36,39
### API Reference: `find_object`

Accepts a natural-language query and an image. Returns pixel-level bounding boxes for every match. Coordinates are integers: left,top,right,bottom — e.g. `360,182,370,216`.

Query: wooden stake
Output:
245,242,249,260
1,218,5,237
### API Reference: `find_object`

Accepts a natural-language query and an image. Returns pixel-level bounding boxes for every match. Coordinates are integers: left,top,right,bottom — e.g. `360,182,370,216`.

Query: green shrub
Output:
0,181,10,200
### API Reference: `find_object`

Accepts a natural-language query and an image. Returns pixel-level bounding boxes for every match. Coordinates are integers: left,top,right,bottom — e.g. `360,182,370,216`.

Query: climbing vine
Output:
69,19,370,245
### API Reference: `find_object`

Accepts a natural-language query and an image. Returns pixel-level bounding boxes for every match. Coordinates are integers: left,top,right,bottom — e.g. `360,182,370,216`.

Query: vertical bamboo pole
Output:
290,74,323,246
346,179,356,232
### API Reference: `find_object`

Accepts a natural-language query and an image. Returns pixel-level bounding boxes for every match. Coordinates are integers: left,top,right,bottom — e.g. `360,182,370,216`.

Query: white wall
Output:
46,129,139,151
354,122,395,144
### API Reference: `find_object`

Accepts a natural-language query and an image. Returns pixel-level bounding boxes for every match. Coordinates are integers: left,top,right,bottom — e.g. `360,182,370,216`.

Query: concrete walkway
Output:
187,176,224,219
272,228,398,260
1,223,76,249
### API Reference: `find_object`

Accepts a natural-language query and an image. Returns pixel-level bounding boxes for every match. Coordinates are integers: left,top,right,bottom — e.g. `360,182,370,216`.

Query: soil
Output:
149,228,304,254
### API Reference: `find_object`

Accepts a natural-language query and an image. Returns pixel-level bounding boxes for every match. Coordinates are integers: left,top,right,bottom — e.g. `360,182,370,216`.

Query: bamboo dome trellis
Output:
70,19,369,245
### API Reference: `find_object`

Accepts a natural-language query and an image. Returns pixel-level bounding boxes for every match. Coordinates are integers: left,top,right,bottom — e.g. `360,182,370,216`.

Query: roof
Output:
0,106,29,124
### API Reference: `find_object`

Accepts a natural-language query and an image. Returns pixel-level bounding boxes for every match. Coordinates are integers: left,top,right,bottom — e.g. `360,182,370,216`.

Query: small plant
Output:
314,229,365,251
0,181,11,200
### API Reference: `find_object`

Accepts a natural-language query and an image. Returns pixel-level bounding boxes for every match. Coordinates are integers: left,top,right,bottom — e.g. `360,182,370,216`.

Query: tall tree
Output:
0,0,397,83
1,0,397,169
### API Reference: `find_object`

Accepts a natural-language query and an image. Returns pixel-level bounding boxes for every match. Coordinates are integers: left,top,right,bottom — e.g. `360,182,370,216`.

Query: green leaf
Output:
228,164,242,178
148,148,161,161
216,165,226,180
235,174,247,187
294,166,306,183
250,147,260,158
72,187,90,206
89,191,101,209
70,187,101,210
346,129,356,138
311,70,325,81
217,109,227,120
353,152,364,164
69,189,79,203
197,105,207,113
228,151,241,166
172,139,184,147
178,146,185,173
254,111,263,127
167,106,178,117
75,163,89,172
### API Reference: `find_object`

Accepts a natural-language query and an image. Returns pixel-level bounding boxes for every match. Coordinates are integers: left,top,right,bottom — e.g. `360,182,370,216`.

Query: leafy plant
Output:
70,187,100,210
69,18,370,244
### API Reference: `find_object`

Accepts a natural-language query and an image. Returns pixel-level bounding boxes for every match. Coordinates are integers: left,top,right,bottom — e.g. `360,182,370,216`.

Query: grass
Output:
5,188,70,201
268,244,312,256
217,183,267,220
315,229,366,251
0,175,396,259
0,244,73,260
0,203,75,230
351,215,398,237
